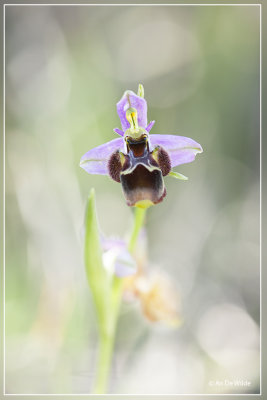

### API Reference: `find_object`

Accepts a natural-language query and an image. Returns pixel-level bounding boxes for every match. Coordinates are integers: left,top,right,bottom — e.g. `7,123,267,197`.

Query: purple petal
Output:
113,128,124,137
149,134,203,167
80,137,124,175
113,248,137,277
101,237,125,251
146,120,155,132
102,237,137,277
117,90,147,132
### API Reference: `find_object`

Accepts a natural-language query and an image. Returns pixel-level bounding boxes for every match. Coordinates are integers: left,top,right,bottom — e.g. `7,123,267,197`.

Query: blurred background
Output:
5,4,260,395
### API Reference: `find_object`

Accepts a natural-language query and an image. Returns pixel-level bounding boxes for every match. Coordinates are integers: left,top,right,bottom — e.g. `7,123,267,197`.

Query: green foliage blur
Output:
5,5,260,394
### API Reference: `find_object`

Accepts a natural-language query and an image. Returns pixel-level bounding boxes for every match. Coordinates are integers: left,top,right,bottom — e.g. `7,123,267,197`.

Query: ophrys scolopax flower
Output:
80,85,203,208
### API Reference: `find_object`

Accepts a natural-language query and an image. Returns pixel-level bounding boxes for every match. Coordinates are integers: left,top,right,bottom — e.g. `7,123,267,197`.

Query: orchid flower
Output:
80,85,203,208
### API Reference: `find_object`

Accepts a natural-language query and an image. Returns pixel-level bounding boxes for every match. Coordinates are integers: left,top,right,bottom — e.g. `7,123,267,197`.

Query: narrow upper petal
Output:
80,137,124,175
146,120,155,132
117,90,147,132
113,128,124,137
149,134,203,167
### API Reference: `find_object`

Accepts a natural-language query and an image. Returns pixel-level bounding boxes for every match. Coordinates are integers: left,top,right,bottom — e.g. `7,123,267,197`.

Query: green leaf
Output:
168,171,188,181
84,189,108,322
84,190,124,393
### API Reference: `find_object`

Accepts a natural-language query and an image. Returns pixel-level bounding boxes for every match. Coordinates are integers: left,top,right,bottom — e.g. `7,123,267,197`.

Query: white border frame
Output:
3,2,262,397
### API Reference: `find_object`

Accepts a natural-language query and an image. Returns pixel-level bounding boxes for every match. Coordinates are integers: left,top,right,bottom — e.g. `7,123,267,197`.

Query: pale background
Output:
5,4,260,394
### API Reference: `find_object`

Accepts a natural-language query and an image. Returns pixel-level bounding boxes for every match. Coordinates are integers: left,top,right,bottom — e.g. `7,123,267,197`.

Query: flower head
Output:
80,84,203,208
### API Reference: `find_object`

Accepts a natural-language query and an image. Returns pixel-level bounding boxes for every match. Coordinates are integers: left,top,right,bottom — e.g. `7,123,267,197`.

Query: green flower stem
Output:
93,275,122,394
94,331,114,393
93,206,147,394
128,207,147,253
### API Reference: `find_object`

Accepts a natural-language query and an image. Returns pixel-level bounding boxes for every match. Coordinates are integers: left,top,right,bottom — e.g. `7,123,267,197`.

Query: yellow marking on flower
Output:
135,199,154,209
125,107,146,140
126,107,139,131
119,151,126,166
151,147,159,163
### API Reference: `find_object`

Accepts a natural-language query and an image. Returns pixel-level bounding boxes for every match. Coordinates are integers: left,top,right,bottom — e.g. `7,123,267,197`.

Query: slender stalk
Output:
93,207,147,394
93,276,122,394
93,329,115,394
128,207,146,253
